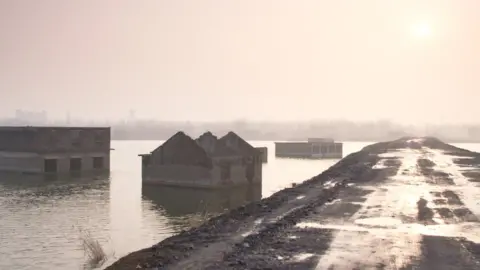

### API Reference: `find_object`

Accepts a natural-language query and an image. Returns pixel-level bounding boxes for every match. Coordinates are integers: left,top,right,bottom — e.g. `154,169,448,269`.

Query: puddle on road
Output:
378,149,416,159
323,180,337,188
354,217,403,228
325,199,341,205
296,222,371,232
373,159,390,169
293,253,314,261
296,221,480,243
240,218,264,237
406,138,425,144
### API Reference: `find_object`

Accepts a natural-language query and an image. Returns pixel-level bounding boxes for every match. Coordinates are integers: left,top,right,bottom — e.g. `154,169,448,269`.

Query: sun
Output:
412,22,432,38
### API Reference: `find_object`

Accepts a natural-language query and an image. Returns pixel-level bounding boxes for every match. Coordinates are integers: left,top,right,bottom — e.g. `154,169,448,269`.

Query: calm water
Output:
1,141,478,270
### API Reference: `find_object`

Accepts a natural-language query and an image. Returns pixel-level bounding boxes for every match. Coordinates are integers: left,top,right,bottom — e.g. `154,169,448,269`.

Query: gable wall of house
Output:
150,133,212,168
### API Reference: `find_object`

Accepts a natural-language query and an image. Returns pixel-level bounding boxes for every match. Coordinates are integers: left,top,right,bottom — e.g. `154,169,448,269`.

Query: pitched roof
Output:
196,131,239,157
149,131,214,167
218,131,256,156
151,131,203,154
196,131,217,143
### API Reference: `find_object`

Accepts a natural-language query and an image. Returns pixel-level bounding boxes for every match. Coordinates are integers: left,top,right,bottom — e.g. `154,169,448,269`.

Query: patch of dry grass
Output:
79,228,107,268
184,201,224,228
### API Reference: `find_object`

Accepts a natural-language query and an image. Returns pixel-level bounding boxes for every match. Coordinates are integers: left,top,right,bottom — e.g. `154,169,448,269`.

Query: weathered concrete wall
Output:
311,152,343,159
142,165,214,188
0,152,43,173
211,163,245,186
210,156,262,186
255,147,268,163
43,152,110,173
252,158,263,184
143,156,262,188
0,152,110,174
275,142,311,156
275,142,342,159
0,127,111,174
0,127,111,154
34,127,111,154
0,129,36,152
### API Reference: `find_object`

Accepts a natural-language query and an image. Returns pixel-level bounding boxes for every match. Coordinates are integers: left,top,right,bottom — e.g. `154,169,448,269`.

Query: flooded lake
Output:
1,140,477,270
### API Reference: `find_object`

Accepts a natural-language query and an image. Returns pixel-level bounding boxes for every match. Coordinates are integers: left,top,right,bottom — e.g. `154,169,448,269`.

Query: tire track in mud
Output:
177,184,345,270
190,158,395,269
201,155,403,270
312,149,425,269
401,147,480,269
423,148,480,222
310,146,480,269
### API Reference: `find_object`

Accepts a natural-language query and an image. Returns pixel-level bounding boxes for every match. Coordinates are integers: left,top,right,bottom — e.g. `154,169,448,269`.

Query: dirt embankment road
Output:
107,137,480,270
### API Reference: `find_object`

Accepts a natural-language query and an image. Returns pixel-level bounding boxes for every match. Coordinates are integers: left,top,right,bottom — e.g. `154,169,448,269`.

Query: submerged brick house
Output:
140,131,262,188
218,131,263,182
0,126,110,174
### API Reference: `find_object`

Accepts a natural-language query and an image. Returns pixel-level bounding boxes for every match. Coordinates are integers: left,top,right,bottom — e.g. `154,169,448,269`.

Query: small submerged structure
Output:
0,126,111,174
274,138,343,159
140,131,262,188
255,147,268,163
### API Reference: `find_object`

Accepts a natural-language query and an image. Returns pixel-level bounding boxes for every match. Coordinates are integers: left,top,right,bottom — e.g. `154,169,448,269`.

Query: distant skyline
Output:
1,1,478,124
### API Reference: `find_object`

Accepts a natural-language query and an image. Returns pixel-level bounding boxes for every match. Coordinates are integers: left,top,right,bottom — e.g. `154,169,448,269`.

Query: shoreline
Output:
111,138,480,144
106,137,480,269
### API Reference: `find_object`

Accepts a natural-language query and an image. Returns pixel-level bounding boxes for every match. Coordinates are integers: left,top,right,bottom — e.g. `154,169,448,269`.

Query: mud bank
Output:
107,137,480,270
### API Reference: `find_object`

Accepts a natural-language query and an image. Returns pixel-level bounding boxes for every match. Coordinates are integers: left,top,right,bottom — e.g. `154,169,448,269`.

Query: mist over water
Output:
1,1,479,124
1,1,479,269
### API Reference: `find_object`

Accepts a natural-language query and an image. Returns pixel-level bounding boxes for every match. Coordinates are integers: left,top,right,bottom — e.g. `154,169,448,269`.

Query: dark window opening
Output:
44,159,57,173
70,158,82,171
93,157,104,169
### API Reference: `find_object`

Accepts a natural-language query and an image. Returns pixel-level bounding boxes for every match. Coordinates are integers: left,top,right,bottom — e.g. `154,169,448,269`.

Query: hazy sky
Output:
0,1,479,124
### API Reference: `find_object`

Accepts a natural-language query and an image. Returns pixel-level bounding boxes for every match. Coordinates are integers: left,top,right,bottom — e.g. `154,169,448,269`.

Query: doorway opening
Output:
44,159,58,173
70,158,82,172
93,157,104,169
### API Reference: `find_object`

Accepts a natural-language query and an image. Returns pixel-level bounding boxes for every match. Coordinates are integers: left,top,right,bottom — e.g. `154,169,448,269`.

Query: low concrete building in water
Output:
275,138,343,159
0,126,110,174
255,147,268,163
140,131,262,188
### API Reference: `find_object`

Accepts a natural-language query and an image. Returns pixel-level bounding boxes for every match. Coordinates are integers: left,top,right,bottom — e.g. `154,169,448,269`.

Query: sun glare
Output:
412,22,432,38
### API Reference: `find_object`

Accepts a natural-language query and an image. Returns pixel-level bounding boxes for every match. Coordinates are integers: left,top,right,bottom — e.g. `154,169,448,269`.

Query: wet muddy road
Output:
107,138,480,270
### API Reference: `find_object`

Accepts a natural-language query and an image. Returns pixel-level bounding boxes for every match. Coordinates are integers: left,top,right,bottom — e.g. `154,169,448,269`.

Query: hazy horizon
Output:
1,1,478,124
